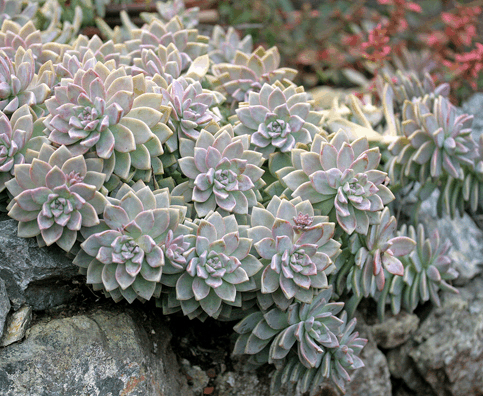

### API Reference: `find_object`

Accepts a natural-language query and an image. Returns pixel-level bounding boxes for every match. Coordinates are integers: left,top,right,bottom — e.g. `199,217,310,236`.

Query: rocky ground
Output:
1,94,483,396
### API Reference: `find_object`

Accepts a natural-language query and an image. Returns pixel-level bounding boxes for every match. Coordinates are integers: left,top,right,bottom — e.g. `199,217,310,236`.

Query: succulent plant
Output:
74,181,188,303
389,48,438,80
208,26,253,65
5,144,107,252
131,44,183,83
0,105,49,192
54,52,98,83
0,20,65,70
387,96,477,185
0,0,37,27
212,46,298,103
0,48,52,114
378,70,450,111
337,208,416,303
381,224,458,319
173,126,265,217
44,63,172,183
161,77,221,143
247,197,340,308
126,17,208,70
283,129,394,235
0,7,473,394
234,287,345,368
460,134,483,214
44,63,134,157
141,0,200,29
175,212,263,319
35,0,83,45
270,311,367,394
234,82,322,158
67,34,131,68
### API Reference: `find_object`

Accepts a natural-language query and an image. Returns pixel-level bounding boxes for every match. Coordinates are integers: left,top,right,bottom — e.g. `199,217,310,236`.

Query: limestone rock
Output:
409,277,483,396
181,359,210,393
0,305,32,347
0,219,79,310
0,277,10,339
371,312,419,349
215,370,271,396
387,341,435,395
344,341,392,396
0,307,193,396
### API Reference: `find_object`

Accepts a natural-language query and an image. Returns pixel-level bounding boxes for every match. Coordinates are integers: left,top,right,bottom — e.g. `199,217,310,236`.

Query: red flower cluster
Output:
446,43,483,90
442,5,481,48
377,0,422,34
361,23,391,64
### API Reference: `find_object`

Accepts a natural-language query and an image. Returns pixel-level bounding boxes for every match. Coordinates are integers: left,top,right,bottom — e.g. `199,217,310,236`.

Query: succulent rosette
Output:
0,0,37,27
233,287,345,369
212,46,298,103
67,34,131,68
54,52,97,83
378,70,450,111
234,82,322,158
74,181,188,303
131,44,183,83
45,63,171,183
161,77,221,142
208,25,253,64
175,212,263,319
383,224,458,318
340,208,416,301
140,0,199,30
283,129,394,235
248,197,341,309
0,105,49,192
0,48,51,114
35,0,83,45
5,144,107,252
127,17,208,70
0,20,65,70
270,311,367,395
44,64,135,157
174,127,264,217
388,96,477,184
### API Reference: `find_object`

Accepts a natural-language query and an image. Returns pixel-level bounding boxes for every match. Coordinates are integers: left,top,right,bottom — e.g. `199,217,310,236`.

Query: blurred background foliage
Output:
22,0,483,104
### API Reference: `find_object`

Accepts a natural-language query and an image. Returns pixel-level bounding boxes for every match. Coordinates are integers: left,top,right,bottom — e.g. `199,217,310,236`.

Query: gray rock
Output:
181,359,210,393
393,388,419,396
0,305,32,347
0,277,10,339
387,342,435,395
344,341,392,396
462,93,483,142
305,338,392,396
418,192,483,285
371,312,419,349
215,370,271,396
409,277,483,396
213,356,300,396
0,307,193,396
0,219,79,310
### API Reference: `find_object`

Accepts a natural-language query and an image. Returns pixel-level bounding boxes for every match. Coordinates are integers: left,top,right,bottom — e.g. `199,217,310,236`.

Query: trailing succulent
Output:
1,2,468,394
233,287,366,394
